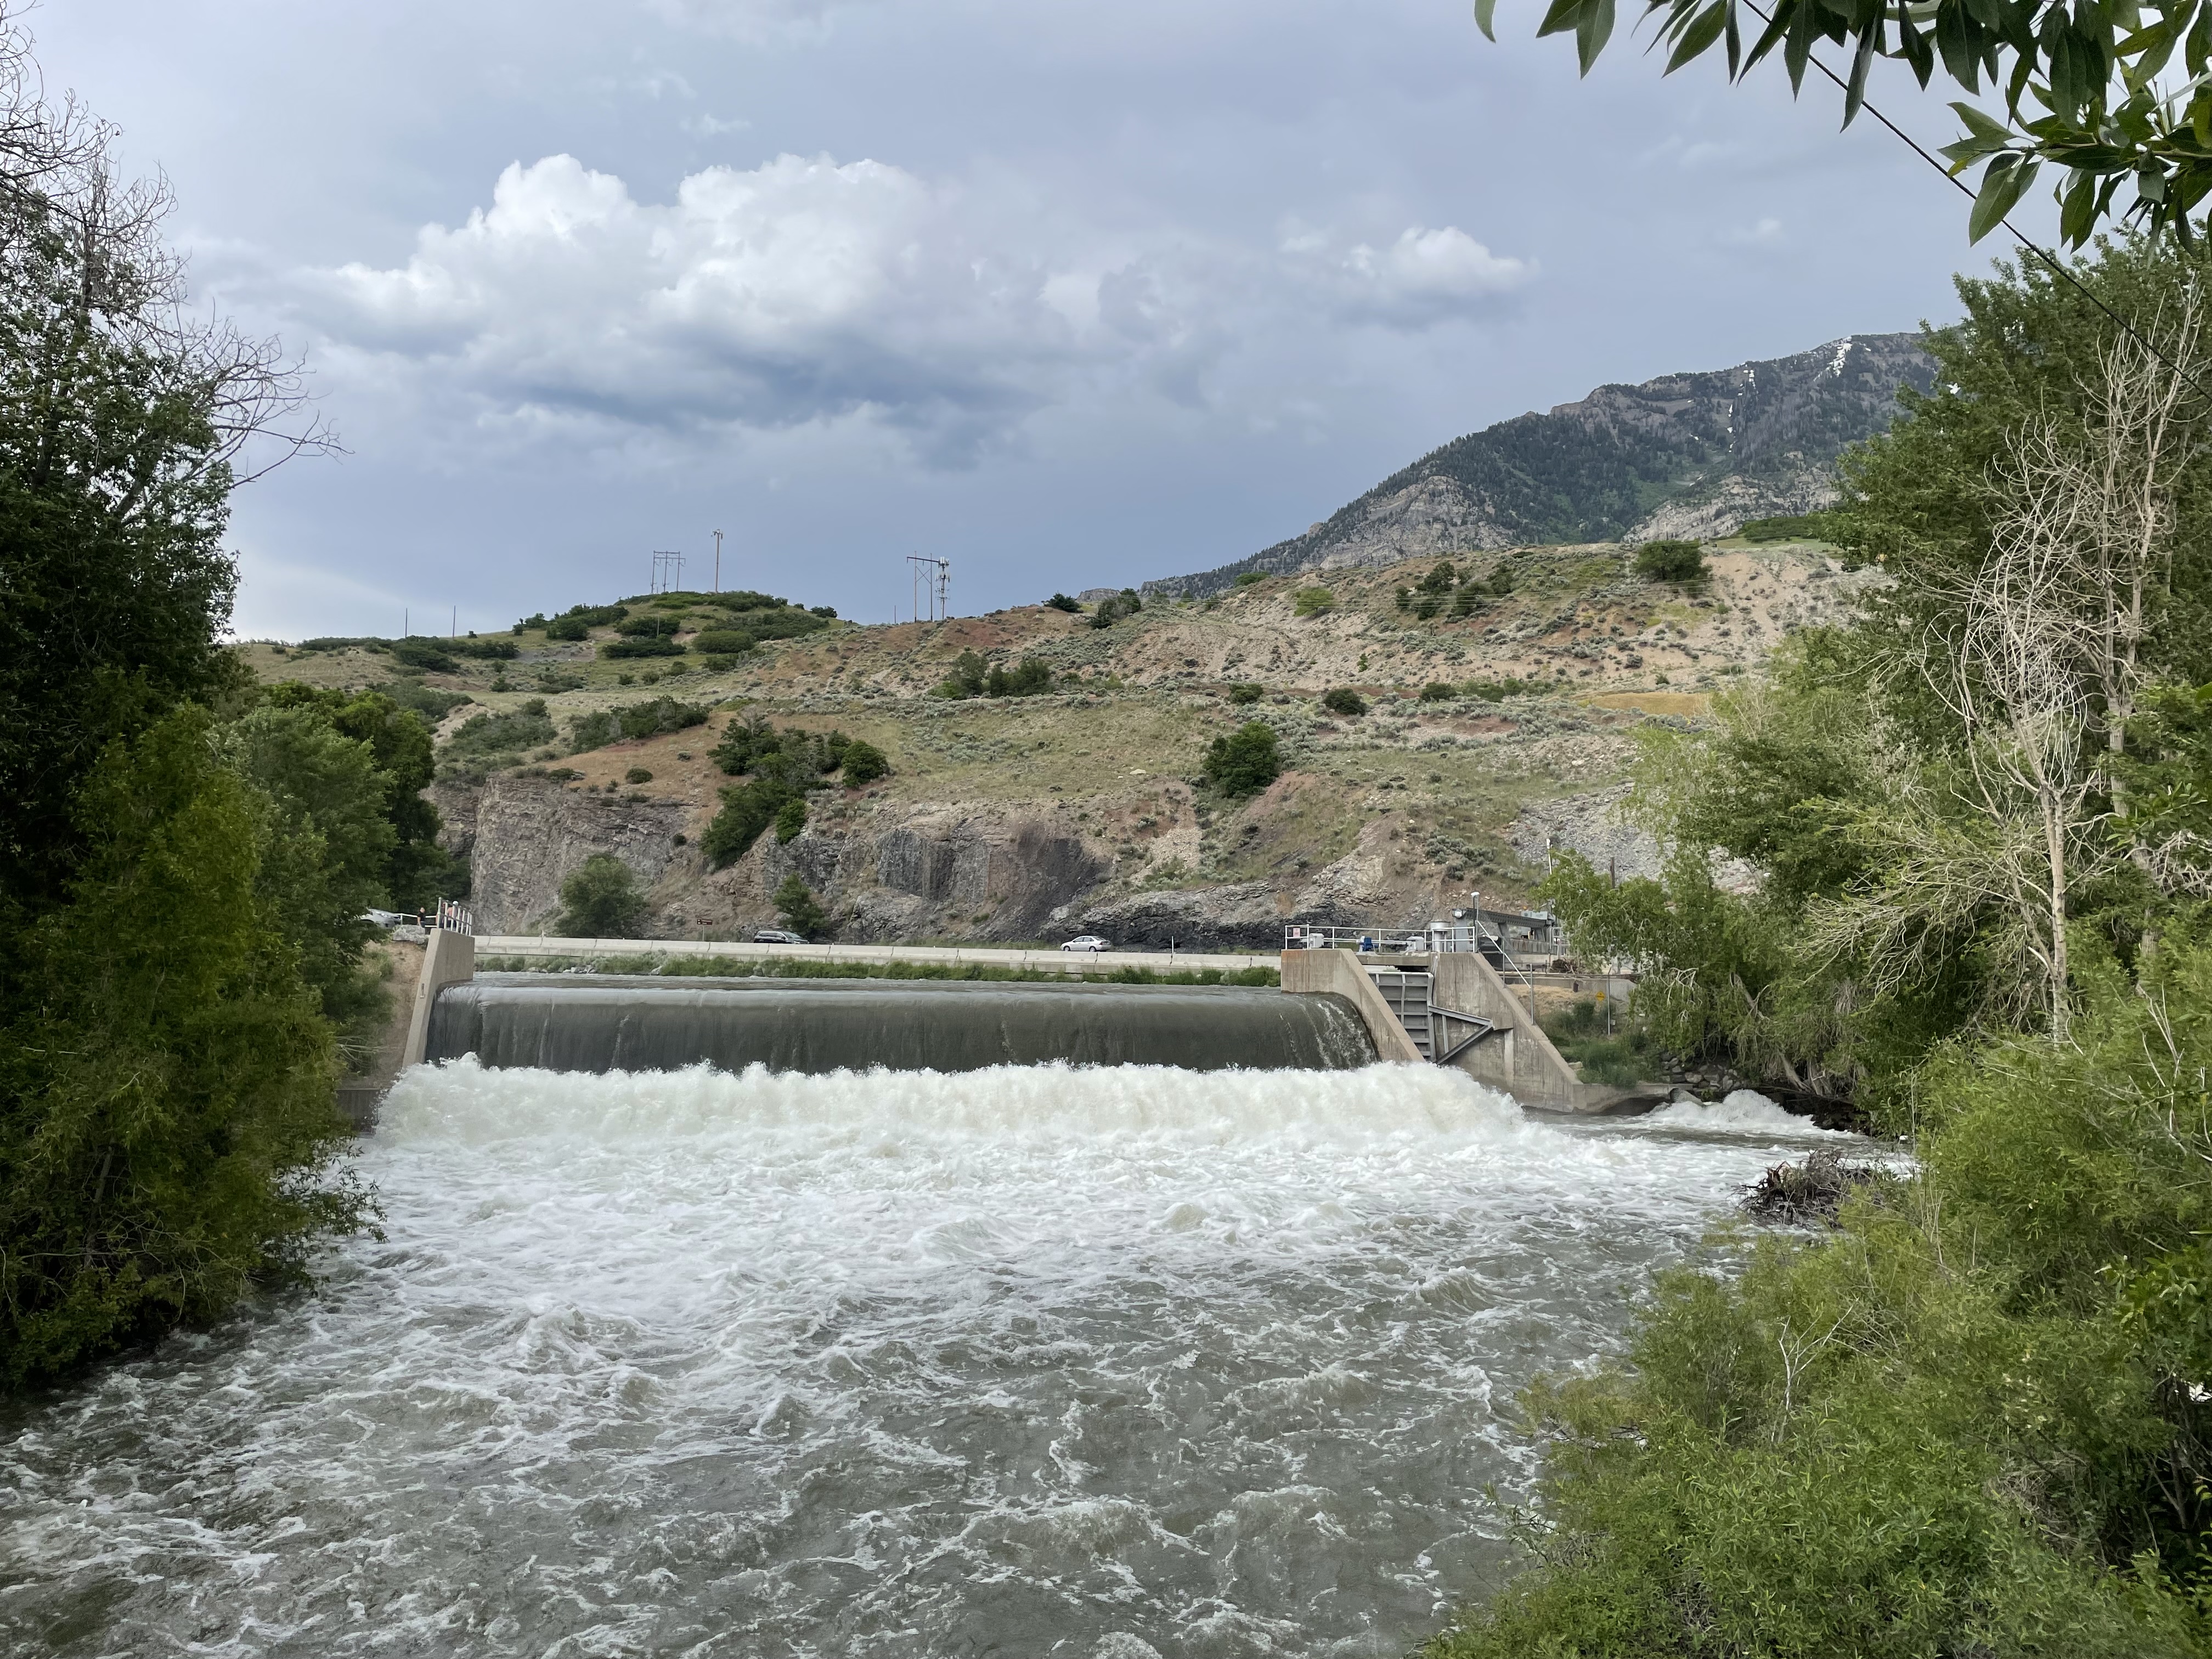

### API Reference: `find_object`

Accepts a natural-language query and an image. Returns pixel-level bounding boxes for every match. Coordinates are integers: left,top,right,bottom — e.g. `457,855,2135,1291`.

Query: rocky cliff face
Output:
1147,333,1934,597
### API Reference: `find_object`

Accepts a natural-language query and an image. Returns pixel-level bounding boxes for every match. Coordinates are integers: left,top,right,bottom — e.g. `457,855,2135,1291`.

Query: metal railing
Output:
433,899,474,935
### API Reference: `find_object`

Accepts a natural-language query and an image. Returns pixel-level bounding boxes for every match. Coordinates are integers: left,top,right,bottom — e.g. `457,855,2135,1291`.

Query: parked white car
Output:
1059,934,1111,952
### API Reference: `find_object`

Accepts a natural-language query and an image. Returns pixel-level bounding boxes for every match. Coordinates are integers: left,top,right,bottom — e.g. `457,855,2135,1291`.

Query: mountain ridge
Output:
1145,331,1936,598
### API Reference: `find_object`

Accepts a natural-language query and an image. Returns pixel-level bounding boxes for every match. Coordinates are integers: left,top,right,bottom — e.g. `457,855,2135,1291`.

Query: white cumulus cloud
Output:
287,152,1533,464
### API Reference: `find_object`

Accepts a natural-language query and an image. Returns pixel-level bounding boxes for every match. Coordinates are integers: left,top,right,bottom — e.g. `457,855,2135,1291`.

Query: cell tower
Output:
650,550,686,594
905,553,950,623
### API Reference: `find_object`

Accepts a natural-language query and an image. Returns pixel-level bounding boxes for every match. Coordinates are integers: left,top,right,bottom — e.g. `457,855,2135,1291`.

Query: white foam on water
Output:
1642,1087,1850,1137
1,1061,1854,1658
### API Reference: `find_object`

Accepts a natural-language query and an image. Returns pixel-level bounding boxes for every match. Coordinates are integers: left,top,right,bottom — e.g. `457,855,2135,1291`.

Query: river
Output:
2,1059,1853,1658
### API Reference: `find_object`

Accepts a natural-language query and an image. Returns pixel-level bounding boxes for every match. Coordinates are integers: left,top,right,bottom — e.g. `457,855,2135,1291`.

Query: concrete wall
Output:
1279,949,1423,1063
402,929,476,1070
479,935,1265,977
1429,951,1586,1110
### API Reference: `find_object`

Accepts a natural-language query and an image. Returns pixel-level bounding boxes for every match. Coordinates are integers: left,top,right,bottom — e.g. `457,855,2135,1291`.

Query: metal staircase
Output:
1366,968,1497,1064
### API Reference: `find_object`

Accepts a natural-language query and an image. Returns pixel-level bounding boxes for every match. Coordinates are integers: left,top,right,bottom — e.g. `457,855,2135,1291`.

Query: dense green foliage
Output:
1633,538,1707,583
689,628,756,655
1430,941,2212,1658
1738,511,1837,542
938,651,1054,698
1544,236,2212,1105
600,635,686,660
1227,682,1264,705
1045,592,1081,612
0,714,370,1384
1453,234,2212,1655
1203,722,1283,798
840,739,891,785
565,696,708,754
263,684,453,909
773,874,828,940
1504,0,2212,249
1292,585,1335,617
0,33,371,1383
556,854,646,938
1321,687,1368,716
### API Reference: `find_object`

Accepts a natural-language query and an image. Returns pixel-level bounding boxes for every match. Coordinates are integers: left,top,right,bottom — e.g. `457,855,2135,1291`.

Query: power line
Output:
1738,1,2212,401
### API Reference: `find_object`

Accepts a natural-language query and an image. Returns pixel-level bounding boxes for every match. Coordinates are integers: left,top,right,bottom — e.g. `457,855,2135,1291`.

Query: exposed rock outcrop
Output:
1147,333,1934,597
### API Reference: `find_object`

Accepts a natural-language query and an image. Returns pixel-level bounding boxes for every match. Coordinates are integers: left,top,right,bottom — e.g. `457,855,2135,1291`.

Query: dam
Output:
428,973,1379,1074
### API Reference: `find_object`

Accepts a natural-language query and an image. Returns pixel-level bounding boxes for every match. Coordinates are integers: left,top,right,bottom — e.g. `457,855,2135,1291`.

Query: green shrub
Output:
1045,592,1081,612
1464,676,1537,702
1204,721,1282,798
556,853,645,936
600,636,686,659
614,613,683,639
690,628,755,655
936,649,991,698
1292,586,1334,617
437,700,557,778
774,797,807,843
984,657,1053,697
1090,589,1144,629
1321,686,1367,716
625,767,652,785
1739,512,1835,543
1419,560,1457,594
448,637,518,659
774,873,829,940
1427,943,2212,1658
1419,681,1457,702
1633,538,1707,583
543,617,589,641
702,775,802,866
1227,682,1263,704
1450,584,1481,617
1,712,367,1385
391,639,458,673
840,739,891,785
1234,571,1264,586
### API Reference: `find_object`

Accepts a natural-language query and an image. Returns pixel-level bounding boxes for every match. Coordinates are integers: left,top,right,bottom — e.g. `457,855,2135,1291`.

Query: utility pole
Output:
905,553,950,623
713,528,724,594
650,550,686,594
450,605,456,639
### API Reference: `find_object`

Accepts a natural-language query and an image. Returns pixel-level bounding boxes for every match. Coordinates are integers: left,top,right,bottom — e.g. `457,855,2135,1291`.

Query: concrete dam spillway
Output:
427,972,1380,1075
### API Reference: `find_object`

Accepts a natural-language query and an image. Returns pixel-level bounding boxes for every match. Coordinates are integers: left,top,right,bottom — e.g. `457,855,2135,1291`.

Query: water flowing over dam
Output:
1,1063,1855,1658
428,972,1379,1074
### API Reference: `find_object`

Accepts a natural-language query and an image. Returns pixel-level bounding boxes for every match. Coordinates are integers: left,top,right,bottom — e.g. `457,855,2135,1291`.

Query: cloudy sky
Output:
37,0,2025,637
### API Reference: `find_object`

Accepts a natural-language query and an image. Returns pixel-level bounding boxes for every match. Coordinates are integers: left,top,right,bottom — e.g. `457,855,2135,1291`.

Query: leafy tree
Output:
1632,538,1707,583
689,628,755,656
1420,681,1457,702
1204,722,1283,798
703,776,803,867
1321,687,1368,716
223,705,394,1025
264,684,452,907
556,853,646,937
1227,682,1263,704
774,874,829,940
1044,592,1081,612
1488,0,2212,247
1292,586,1334,618
936,649,990,698
983,657,1053,697
1426,935,2212,1656
0,712,366,1385
840,739,891,785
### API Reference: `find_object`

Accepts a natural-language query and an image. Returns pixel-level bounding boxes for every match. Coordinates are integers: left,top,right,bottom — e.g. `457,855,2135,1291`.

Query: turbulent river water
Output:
2,1060,1855,1659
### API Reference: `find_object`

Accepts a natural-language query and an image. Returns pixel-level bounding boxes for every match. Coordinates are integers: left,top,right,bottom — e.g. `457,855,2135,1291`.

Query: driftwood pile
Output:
1741,1148,1884,1226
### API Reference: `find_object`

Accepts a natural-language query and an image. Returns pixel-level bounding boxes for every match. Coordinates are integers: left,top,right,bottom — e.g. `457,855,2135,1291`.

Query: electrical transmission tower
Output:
906,554,950,623
650,550,686,594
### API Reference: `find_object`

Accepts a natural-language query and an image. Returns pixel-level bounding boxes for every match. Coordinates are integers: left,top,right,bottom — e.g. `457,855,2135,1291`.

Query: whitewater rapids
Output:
1,1060,1848,1658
